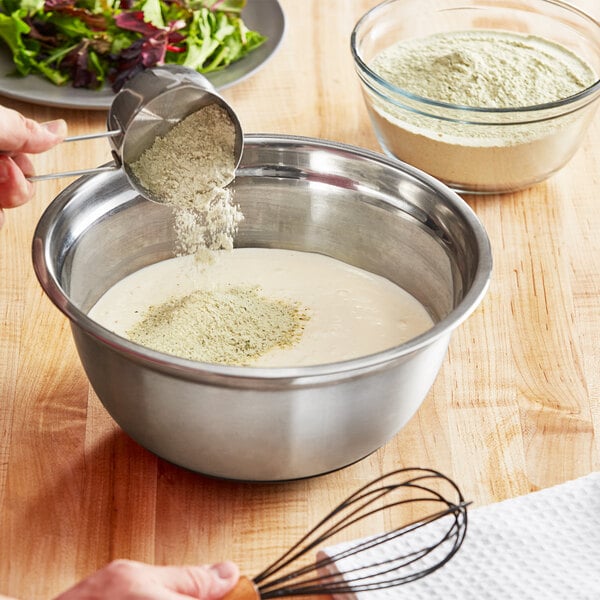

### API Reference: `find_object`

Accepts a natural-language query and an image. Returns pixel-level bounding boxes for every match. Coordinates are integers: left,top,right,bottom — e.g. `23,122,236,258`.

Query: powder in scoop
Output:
126,285,310,366
130,103,243,257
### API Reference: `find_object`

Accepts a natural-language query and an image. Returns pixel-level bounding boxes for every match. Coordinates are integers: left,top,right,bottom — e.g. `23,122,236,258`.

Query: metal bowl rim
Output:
33,133,492,382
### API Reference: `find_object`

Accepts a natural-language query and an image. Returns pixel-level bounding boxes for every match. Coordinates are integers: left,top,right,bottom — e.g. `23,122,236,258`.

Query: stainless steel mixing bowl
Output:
33,135,492,481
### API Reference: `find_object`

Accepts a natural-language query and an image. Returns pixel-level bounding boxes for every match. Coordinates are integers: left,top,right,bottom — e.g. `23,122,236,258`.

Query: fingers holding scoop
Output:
0,154,35,209
0,105,67,224
0,105,67,154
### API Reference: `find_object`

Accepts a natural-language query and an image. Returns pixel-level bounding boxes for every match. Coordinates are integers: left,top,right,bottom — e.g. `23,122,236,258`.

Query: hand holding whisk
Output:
223,467,469,599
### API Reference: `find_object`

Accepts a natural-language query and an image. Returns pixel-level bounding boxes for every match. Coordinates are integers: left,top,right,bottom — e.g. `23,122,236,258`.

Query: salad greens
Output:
0,0,266,91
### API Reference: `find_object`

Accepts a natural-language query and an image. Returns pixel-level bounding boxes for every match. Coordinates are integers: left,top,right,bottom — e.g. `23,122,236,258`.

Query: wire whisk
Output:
224,467,469,599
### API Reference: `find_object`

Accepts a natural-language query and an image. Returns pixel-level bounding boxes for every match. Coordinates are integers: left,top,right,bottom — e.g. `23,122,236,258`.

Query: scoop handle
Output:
222,576,260,600
23,130,122,182
27,164,118,181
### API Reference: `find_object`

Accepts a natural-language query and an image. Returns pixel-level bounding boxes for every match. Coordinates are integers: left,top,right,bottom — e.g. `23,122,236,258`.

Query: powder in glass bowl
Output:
366,30,598,192
371,30,594,108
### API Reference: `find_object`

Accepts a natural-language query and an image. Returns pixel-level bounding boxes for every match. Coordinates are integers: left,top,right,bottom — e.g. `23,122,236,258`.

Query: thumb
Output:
0,105,67,154
161,561,240,599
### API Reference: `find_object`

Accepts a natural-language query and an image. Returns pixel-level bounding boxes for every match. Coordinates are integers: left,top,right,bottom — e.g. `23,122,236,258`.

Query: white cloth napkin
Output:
320,471,600,599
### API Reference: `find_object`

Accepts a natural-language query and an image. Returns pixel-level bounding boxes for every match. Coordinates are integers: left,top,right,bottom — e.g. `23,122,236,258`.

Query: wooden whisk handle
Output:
222,576,260,600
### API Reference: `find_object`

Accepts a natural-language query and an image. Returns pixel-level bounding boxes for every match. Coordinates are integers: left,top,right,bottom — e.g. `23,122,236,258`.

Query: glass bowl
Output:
351,0,600,194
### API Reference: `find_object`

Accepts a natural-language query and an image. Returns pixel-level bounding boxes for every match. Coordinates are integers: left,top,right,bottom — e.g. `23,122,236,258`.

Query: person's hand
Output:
51,559,240,600
0,104,67,229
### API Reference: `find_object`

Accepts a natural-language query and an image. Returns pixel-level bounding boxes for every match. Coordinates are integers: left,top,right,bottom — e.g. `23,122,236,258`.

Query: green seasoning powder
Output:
126,286,310,366
370,30,595,109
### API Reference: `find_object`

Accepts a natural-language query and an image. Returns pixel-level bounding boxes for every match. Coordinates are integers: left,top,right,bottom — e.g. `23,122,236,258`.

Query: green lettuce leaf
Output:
0,12,69,83
0,0,266,90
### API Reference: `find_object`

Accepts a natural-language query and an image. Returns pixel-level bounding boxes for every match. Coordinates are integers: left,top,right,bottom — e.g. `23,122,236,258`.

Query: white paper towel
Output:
320,472,600,599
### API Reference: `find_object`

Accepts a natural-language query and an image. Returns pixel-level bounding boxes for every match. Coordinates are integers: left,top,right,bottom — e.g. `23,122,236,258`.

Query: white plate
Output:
0,0,285,110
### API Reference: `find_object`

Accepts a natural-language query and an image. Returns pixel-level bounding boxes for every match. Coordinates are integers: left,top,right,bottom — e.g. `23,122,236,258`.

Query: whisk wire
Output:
252,468,468,598
256,471,461,585
259,501,468,597
319,506,468,593
258,498,459,589
318,501,469,567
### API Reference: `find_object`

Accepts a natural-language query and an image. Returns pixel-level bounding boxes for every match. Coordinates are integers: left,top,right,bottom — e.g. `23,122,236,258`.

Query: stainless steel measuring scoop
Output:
29,65,244,203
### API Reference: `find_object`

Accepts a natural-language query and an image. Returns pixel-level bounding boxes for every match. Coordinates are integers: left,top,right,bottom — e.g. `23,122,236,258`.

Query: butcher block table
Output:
1,0,599,597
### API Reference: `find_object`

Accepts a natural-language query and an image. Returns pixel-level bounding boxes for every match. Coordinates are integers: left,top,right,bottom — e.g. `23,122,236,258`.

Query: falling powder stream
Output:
130,103,244,258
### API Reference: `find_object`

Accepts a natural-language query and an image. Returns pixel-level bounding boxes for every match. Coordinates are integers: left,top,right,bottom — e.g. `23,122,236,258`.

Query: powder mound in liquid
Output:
126,285,310,366
130,104,243,257
371,30,596,108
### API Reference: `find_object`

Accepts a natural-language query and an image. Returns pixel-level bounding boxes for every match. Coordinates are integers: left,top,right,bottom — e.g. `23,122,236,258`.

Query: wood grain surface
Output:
1,0,599,598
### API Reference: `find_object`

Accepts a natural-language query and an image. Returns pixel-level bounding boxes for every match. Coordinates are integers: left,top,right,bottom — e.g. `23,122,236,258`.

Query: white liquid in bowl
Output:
89,248,433,367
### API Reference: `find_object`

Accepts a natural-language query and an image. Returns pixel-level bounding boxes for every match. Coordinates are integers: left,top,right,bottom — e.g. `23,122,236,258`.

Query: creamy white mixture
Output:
89,248,433,367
